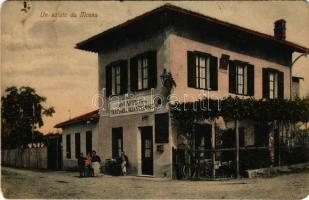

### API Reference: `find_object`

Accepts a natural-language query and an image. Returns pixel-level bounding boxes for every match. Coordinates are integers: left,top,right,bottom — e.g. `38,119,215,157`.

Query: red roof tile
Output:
76,3,309,53
54,109,99,128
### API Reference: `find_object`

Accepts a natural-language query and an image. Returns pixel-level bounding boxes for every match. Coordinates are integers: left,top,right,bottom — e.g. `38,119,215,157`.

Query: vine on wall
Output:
171,96,309,135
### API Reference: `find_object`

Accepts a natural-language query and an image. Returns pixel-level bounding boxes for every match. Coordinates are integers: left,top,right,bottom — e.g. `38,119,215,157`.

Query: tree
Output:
1,86,55,149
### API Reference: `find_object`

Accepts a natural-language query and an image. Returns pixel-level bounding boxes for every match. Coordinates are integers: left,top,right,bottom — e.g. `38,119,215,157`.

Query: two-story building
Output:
59,4,308,176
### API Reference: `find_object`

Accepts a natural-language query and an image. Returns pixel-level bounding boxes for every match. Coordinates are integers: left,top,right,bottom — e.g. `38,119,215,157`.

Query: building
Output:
60,4,308,177
55,110,99,169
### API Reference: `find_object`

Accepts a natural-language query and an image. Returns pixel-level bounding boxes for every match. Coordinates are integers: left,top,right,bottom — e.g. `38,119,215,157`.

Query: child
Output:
85,153,92,177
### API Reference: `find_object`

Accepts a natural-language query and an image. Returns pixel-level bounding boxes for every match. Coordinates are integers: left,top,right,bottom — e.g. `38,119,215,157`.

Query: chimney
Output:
274,19,286,40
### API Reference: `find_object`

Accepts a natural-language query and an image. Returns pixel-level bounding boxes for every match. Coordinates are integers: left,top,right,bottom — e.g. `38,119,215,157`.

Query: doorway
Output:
140,126,153,175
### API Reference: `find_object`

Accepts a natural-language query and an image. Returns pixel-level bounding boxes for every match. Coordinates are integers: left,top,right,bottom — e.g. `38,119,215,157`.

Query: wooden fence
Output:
1,147,47,169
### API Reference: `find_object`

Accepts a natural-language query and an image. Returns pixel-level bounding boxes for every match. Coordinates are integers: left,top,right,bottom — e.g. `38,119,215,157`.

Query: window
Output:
144,139,152,158
229,60,254,96
112,65,121,95
138,57,149,90
130,51,157,91
106,60,128,96
269,71,278,99
75,133,80,158
112,128,123,158
263,68,284,99
195,54,210,89
66,135,71,159
236,64,248,95
187,51,218,90
86,131,92,154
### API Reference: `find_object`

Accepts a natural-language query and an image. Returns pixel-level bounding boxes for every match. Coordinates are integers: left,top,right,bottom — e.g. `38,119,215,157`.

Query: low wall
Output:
1,148,47,169
246,162,309,178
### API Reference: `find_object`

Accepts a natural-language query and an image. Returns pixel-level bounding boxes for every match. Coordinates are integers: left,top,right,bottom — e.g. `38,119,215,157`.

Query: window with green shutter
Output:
155,113,169,143
263,68,284,99
105,60,128,96
130,51,157,91
187,51,218,90
66,134,71,159
229,60,254,96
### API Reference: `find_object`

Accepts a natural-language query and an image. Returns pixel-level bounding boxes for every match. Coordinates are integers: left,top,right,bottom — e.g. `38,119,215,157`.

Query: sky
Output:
1,1,309,133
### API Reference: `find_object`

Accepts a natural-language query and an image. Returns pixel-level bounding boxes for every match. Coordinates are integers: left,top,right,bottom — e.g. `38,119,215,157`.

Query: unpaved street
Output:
1,167,309,199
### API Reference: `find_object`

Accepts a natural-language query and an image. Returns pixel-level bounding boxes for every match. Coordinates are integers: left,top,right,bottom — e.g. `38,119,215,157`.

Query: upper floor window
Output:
263,68,284,99
106,60,128,96
138,57,149,90
187,51,218,90
112,65,121,95
229,60,254,96
195,55,210,89
269,71,278,99
236,64,246,95
130,51,157,91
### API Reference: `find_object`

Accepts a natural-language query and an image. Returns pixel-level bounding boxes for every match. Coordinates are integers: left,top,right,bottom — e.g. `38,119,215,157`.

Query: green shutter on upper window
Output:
120,60,128,94
247,64,254,96
209,56,218,91
229,61,236,93
105,64,112,97
148,51,157,89
262,68,269,99
278,71,284,99
187,51,196,88
130,57,138,91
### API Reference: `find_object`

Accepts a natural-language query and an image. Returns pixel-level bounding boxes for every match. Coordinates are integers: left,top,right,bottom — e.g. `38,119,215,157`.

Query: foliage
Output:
171,96,309,135
1,86,55,149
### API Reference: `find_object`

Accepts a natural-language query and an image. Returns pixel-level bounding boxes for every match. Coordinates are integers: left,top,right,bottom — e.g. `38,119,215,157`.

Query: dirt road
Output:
1,167,309,199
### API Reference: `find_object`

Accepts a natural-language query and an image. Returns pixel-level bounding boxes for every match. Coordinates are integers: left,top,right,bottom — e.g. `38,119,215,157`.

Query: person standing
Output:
77,153,85,177
120,151,128,176
91,150,101,177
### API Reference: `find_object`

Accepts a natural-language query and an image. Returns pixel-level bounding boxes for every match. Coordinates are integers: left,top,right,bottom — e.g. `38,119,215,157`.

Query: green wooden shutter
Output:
278,71,284,99
120,60,128,94
262,68,269,99
155,113,169,143
187,51,196,88
209,56,218,90
105,64,112,97
247,64,254,96
229,61,236,93
130,57,138,91
148,51,157,89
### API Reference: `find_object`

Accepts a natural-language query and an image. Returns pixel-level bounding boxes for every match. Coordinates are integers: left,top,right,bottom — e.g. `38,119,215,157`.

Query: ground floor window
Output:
86,131,92,154
75,133,80,158
66,135,71,159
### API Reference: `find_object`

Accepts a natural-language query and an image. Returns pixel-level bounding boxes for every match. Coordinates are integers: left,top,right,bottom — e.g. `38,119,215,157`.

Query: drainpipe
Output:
211,120,216,179
235,120,240,179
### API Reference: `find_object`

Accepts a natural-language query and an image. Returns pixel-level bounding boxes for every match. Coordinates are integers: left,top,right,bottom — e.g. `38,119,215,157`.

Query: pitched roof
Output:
76,3,309,53
54,109,99,128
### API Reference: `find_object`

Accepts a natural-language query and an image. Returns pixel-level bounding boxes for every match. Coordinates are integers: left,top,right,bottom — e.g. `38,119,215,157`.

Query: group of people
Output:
78,150,101,177
77,150,129,177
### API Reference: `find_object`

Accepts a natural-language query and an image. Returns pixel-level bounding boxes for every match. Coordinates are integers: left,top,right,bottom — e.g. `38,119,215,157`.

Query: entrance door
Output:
140,127,153,175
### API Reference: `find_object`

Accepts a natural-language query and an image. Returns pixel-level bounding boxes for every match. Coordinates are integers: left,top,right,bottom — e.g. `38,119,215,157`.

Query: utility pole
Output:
32,103,35,147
